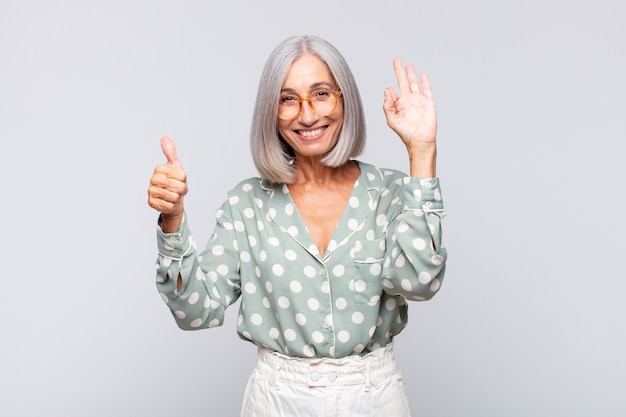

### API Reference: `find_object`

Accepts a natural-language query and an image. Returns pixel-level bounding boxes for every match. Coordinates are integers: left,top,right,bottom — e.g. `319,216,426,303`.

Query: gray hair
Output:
250,35,366,184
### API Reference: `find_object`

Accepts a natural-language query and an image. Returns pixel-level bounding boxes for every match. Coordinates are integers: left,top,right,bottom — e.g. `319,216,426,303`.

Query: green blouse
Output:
155,161,447,358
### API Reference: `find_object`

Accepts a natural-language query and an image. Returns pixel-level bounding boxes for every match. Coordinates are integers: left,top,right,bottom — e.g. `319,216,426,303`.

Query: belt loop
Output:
360,362,371,392
269,358,282,390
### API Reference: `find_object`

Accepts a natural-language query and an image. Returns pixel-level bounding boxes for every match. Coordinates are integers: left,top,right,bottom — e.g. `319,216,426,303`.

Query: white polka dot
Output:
395,255,406,268
370,263,382,276
228,196,239,204
190,318,202,328
285,203,294,215
212,287,221,299
304,266,316,278
307,298,320,311
312,331,324,343
397,221,409,233
174,311,186,319
376,214,387,226
349,196,360,208
352,312,364,324
295,313,307,326
290,281,302,293
354,280,366,293
242,183,253,192
159,293,169,304
188,292,200,305
413,189,422,200
278,296,290,308
418,272,433,284
265,281,273,292
217,264,229,275
432,254,444,265
262,297,271,308
256,220,264,231
303,345,315,357
285,250,297,261
269,328,280,339
243,208,254,218
196,267,206,281
332,265,345,277
268,237,280,246
254,198,263,208
347,218,359,230
321,280,330,294
385,298,397,311
287,226,299,236
273,264,284,276
215,209,224,219
211,245,224,256
337,330,350,343
413,238,426,250
208,319,220,328
401,279,413,292
245,282,257,294
259,250,267,261
269,208,277,218
430,278,441,292
284,329,297,341
234,221,244,232
367,295,381,306
248,236,257,247
353,344,365,353
250,313,263,325
335,297,348,310
240,251,250,263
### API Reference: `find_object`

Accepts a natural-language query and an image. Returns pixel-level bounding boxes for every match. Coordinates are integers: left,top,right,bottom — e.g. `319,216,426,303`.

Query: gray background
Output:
1,0,625,416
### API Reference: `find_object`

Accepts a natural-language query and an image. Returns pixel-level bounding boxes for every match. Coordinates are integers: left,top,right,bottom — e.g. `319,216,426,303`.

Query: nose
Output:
298,99,319,125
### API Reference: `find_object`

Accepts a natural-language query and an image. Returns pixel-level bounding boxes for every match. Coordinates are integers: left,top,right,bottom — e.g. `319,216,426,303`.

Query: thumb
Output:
382,88,397,117
160,136,182,167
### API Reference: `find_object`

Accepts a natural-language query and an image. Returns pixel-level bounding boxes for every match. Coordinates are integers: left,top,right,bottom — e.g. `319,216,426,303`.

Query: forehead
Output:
282,53,334,90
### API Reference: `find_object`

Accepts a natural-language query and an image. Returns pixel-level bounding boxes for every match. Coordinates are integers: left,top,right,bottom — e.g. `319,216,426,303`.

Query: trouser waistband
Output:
255,344,399,390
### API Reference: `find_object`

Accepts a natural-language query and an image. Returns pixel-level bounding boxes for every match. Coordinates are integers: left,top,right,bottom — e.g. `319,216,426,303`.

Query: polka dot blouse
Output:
155,161,447,358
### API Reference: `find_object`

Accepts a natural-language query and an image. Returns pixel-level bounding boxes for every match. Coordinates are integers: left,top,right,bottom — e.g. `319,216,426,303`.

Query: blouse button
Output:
327,372,337,382
171,250,178,256
319,269,326,276
310,372,321,382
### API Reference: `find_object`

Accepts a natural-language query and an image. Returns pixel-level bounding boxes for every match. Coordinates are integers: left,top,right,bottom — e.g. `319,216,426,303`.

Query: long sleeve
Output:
155,199,242,330
381,176,447,301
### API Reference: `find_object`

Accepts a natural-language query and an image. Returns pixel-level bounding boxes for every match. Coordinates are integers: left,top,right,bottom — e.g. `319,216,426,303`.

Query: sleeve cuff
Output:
401,177,444,212
156,213,192,261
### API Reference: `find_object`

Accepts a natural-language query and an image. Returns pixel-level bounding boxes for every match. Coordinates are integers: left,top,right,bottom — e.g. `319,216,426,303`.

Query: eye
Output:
313,90,332,101
280,95,298,104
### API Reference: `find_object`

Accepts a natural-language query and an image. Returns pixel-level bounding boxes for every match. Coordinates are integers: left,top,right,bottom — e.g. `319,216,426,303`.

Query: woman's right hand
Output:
148,136,188,233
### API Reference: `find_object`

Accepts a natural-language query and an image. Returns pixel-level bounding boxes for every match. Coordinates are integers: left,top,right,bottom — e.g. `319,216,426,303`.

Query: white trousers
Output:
240,344,411,417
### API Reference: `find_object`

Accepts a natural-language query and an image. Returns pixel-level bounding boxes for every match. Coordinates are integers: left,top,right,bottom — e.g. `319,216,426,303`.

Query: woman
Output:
148,35,447,417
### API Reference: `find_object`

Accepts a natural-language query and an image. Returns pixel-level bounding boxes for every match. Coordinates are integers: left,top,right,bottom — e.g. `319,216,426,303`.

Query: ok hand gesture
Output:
383,59,437,177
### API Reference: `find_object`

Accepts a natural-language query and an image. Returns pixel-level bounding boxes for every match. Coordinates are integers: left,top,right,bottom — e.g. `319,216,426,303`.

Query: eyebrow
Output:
280,81,336,93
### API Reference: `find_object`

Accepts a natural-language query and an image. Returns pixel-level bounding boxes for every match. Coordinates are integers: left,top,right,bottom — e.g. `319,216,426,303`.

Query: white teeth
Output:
299,127,325,138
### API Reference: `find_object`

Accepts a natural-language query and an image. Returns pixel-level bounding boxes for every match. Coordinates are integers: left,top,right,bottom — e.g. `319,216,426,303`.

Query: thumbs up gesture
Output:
148,136,188,232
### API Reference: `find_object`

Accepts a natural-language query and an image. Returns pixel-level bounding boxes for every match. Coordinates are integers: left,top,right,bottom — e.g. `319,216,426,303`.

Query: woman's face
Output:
277,53,343,161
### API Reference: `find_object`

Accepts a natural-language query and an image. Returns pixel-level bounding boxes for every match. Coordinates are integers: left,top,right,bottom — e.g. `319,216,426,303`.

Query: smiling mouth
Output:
297,126,327,138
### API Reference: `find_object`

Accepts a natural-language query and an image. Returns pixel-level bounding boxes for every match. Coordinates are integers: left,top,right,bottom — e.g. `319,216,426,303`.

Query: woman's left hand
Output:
383,58,437,152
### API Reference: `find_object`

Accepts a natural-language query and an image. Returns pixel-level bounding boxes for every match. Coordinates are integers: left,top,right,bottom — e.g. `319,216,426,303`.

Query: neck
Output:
291,157,355,186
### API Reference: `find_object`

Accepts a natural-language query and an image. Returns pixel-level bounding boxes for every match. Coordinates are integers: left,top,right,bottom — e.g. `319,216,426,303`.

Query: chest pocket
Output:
350,239,386,304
